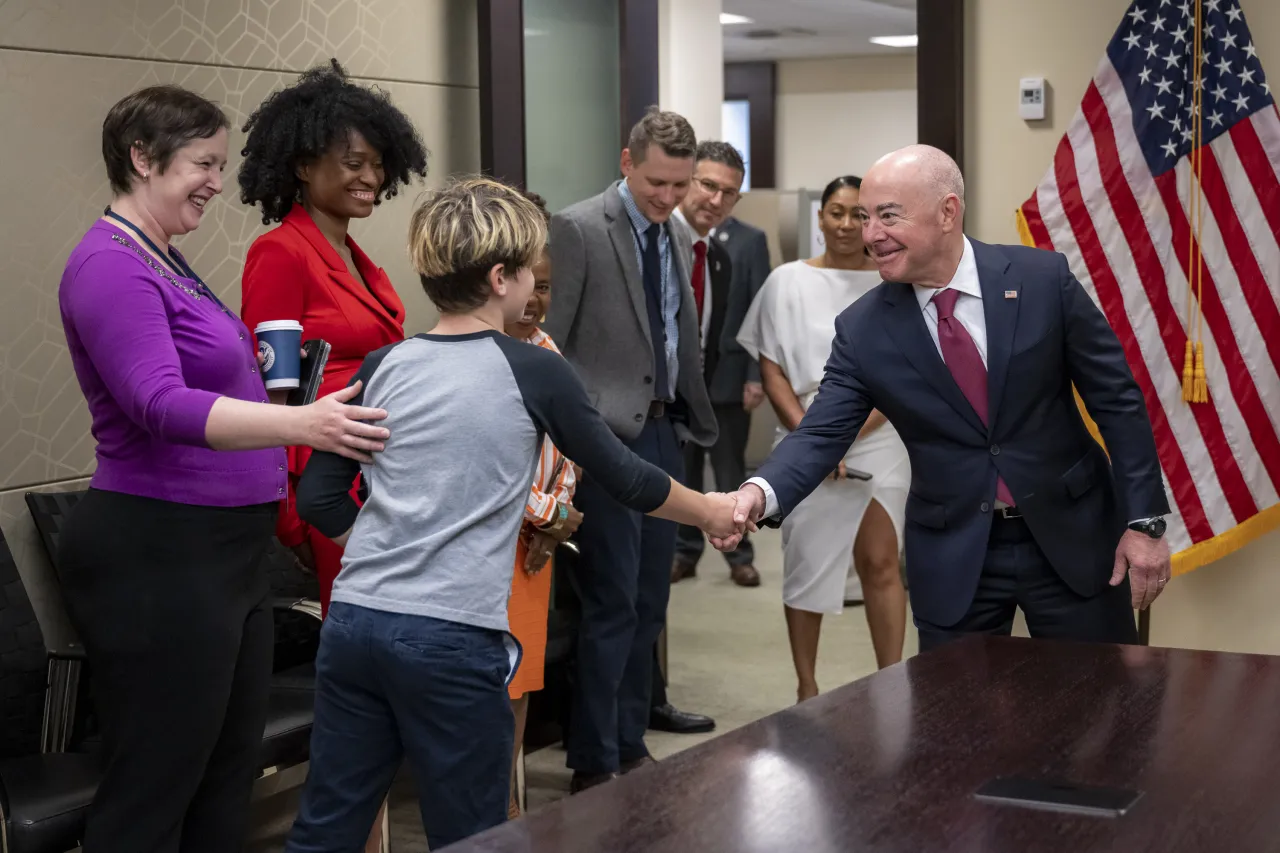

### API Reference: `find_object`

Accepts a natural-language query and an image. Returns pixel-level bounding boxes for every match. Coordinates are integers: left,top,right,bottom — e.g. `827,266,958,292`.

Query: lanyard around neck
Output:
104,207,226,310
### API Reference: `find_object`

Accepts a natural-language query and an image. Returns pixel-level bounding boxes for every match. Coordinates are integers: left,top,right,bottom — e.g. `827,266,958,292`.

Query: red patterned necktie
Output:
931,288,1016,506
691,241,707,323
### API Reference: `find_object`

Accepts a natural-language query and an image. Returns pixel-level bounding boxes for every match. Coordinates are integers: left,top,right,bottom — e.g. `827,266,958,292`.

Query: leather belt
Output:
647,400,667,419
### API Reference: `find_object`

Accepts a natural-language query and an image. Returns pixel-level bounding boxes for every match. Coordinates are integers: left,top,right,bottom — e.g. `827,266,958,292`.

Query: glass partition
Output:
523,0,622,212
721,99,751,191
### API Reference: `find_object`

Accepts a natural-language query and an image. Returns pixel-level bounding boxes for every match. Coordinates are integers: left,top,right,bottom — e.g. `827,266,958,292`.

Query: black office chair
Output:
0,527,101,853
258,537,321,771
23,490,322,773
22,491,394,849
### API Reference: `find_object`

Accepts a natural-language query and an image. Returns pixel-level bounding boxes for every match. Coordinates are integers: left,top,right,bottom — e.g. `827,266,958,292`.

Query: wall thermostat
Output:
1019,77,1046,121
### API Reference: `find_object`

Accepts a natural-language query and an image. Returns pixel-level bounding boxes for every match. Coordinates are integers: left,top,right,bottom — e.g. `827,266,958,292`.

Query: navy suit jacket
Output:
754,239,1170,627
706,217,771,403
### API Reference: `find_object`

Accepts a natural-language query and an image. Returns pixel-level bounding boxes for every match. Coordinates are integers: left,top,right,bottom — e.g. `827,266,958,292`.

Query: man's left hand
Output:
1111,529,1171,610
525,531,558,575
743,382,765,411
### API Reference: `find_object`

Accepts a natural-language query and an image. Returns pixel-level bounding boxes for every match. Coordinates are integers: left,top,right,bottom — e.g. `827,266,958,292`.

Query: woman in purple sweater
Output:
56,85,389,853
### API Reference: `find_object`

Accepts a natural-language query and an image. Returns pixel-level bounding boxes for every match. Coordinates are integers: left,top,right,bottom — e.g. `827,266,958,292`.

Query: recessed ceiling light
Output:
720,13,754,25
870,34,918,48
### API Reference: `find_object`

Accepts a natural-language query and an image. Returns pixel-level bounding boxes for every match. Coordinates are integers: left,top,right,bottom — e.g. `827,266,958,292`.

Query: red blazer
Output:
241,205,406,545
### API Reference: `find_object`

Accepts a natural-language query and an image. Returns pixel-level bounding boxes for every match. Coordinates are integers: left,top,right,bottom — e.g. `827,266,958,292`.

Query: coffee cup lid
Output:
254,320,305,333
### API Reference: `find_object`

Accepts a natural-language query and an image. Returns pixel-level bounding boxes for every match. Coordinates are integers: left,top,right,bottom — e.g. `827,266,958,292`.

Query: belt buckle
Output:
996,505,1021,520
649,400,666,419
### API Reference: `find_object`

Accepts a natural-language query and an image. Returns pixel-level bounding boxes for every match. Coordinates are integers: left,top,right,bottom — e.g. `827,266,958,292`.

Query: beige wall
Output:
965,0,1280,653
777,54,918,191
0,0,480,645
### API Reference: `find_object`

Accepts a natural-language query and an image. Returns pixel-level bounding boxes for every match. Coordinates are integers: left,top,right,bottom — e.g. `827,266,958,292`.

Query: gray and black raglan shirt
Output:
296,331,672,633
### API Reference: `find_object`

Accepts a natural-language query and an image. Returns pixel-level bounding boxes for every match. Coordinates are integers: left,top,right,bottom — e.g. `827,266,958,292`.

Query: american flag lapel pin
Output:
1004,290,1018,299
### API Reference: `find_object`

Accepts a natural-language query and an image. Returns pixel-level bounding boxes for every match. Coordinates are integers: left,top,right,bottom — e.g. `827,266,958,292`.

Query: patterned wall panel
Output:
0,48,480,492
0,0,478,87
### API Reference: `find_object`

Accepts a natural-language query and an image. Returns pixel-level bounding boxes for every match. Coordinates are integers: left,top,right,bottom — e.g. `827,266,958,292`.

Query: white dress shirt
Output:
915,237,986,365
673,208,714,352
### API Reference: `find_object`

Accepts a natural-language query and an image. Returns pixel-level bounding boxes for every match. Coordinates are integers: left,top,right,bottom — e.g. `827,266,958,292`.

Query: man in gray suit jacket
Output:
670,146,771,588
543,108,718,793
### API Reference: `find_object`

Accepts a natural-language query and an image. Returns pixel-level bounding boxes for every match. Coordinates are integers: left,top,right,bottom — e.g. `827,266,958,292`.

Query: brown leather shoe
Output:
730,564,761,587
620,756,657,775
570,771,619,794
671,558,697,583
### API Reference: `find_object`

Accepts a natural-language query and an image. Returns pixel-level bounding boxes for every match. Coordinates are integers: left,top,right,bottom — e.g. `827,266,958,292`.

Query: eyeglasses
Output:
695,177,741,203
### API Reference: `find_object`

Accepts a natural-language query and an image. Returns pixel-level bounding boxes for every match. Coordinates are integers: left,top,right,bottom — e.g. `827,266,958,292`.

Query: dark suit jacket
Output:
701,238,732,386
707,217,771,404
544,182,717,446
754,239,1169,627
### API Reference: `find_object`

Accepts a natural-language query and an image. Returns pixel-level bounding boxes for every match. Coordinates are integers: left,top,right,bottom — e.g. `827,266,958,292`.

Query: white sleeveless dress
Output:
738,261,910,614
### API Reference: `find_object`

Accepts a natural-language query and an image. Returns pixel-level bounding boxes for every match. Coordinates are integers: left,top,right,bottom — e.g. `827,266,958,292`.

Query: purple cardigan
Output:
60,220,287,506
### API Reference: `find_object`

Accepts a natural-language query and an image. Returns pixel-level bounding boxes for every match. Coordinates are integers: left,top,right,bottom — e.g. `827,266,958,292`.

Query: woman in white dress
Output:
738,175,909,701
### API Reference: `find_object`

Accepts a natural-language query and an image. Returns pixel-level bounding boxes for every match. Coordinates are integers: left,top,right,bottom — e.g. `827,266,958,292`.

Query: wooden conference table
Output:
445,636,1280,852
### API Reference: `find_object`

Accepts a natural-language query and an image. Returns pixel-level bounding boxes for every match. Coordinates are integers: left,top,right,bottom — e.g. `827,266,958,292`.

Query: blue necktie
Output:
640,223,670,401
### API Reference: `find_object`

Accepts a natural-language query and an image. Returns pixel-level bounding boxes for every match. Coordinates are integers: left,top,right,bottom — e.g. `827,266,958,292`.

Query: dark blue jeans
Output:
566,415,683,774
285,603,515,851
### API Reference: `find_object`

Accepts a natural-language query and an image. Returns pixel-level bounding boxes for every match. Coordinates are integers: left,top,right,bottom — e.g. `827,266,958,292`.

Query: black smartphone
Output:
843,467,873,481
286,339,331,407
974,777,1143,817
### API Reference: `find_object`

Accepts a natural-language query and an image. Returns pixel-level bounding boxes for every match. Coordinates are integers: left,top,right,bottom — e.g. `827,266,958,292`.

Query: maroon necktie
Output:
691,241,707,323
931,288,1016,506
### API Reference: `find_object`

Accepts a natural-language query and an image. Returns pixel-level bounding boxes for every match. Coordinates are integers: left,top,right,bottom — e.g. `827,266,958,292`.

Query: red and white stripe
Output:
1020,59,1280,559
523,328,577,524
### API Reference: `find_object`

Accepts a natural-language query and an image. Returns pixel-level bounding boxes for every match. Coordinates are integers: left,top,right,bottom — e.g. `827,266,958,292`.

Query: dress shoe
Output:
730,564,761,587
649,702,716,734
671,558,697,583
569,771,619,794
620,755,657,775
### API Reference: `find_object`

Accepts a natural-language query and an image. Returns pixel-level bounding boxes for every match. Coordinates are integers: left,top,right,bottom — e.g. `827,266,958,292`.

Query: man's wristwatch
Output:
1128,517,1167,539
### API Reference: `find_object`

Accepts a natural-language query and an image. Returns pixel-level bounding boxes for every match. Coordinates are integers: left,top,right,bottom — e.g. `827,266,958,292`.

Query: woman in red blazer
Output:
239,60,428,613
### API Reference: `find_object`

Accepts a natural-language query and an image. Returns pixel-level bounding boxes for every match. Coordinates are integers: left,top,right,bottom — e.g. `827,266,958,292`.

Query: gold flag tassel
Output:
1193,340,1208,402
1182,340,1195,401
1183,0,1208,404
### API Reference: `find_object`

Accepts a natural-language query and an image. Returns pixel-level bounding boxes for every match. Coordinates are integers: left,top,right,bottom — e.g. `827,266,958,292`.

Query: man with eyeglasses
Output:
670,141,766,588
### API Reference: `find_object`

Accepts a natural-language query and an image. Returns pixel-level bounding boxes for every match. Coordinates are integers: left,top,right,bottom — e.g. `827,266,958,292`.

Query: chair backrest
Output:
0,527,50,758
24,490,86,576
262,539,321,673
263,537,320,602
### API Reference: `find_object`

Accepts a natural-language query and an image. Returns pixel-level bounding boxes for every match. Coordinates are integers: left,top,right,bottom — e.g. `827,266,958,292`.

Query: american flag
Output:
1018,0,1278,573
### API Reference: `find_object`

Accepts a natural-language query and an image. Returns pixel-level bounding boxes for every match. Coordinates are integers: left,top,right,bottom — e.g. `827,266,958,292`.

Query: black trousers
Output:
566,416,682,774
57,488,276,853
915,514,1138,653
651,642,669,708
675,403,754,567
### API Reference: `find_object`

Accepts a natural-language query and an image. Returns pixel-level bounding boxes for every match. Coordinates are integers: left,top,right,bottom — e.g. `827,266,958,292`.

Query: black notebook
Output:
286,339,331,407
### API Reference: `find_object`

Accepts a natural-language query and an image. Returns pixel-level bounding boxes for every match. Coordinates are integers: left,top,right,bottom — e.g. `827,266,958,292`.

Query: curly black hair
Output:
238,59,429,223
520,190,551,224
